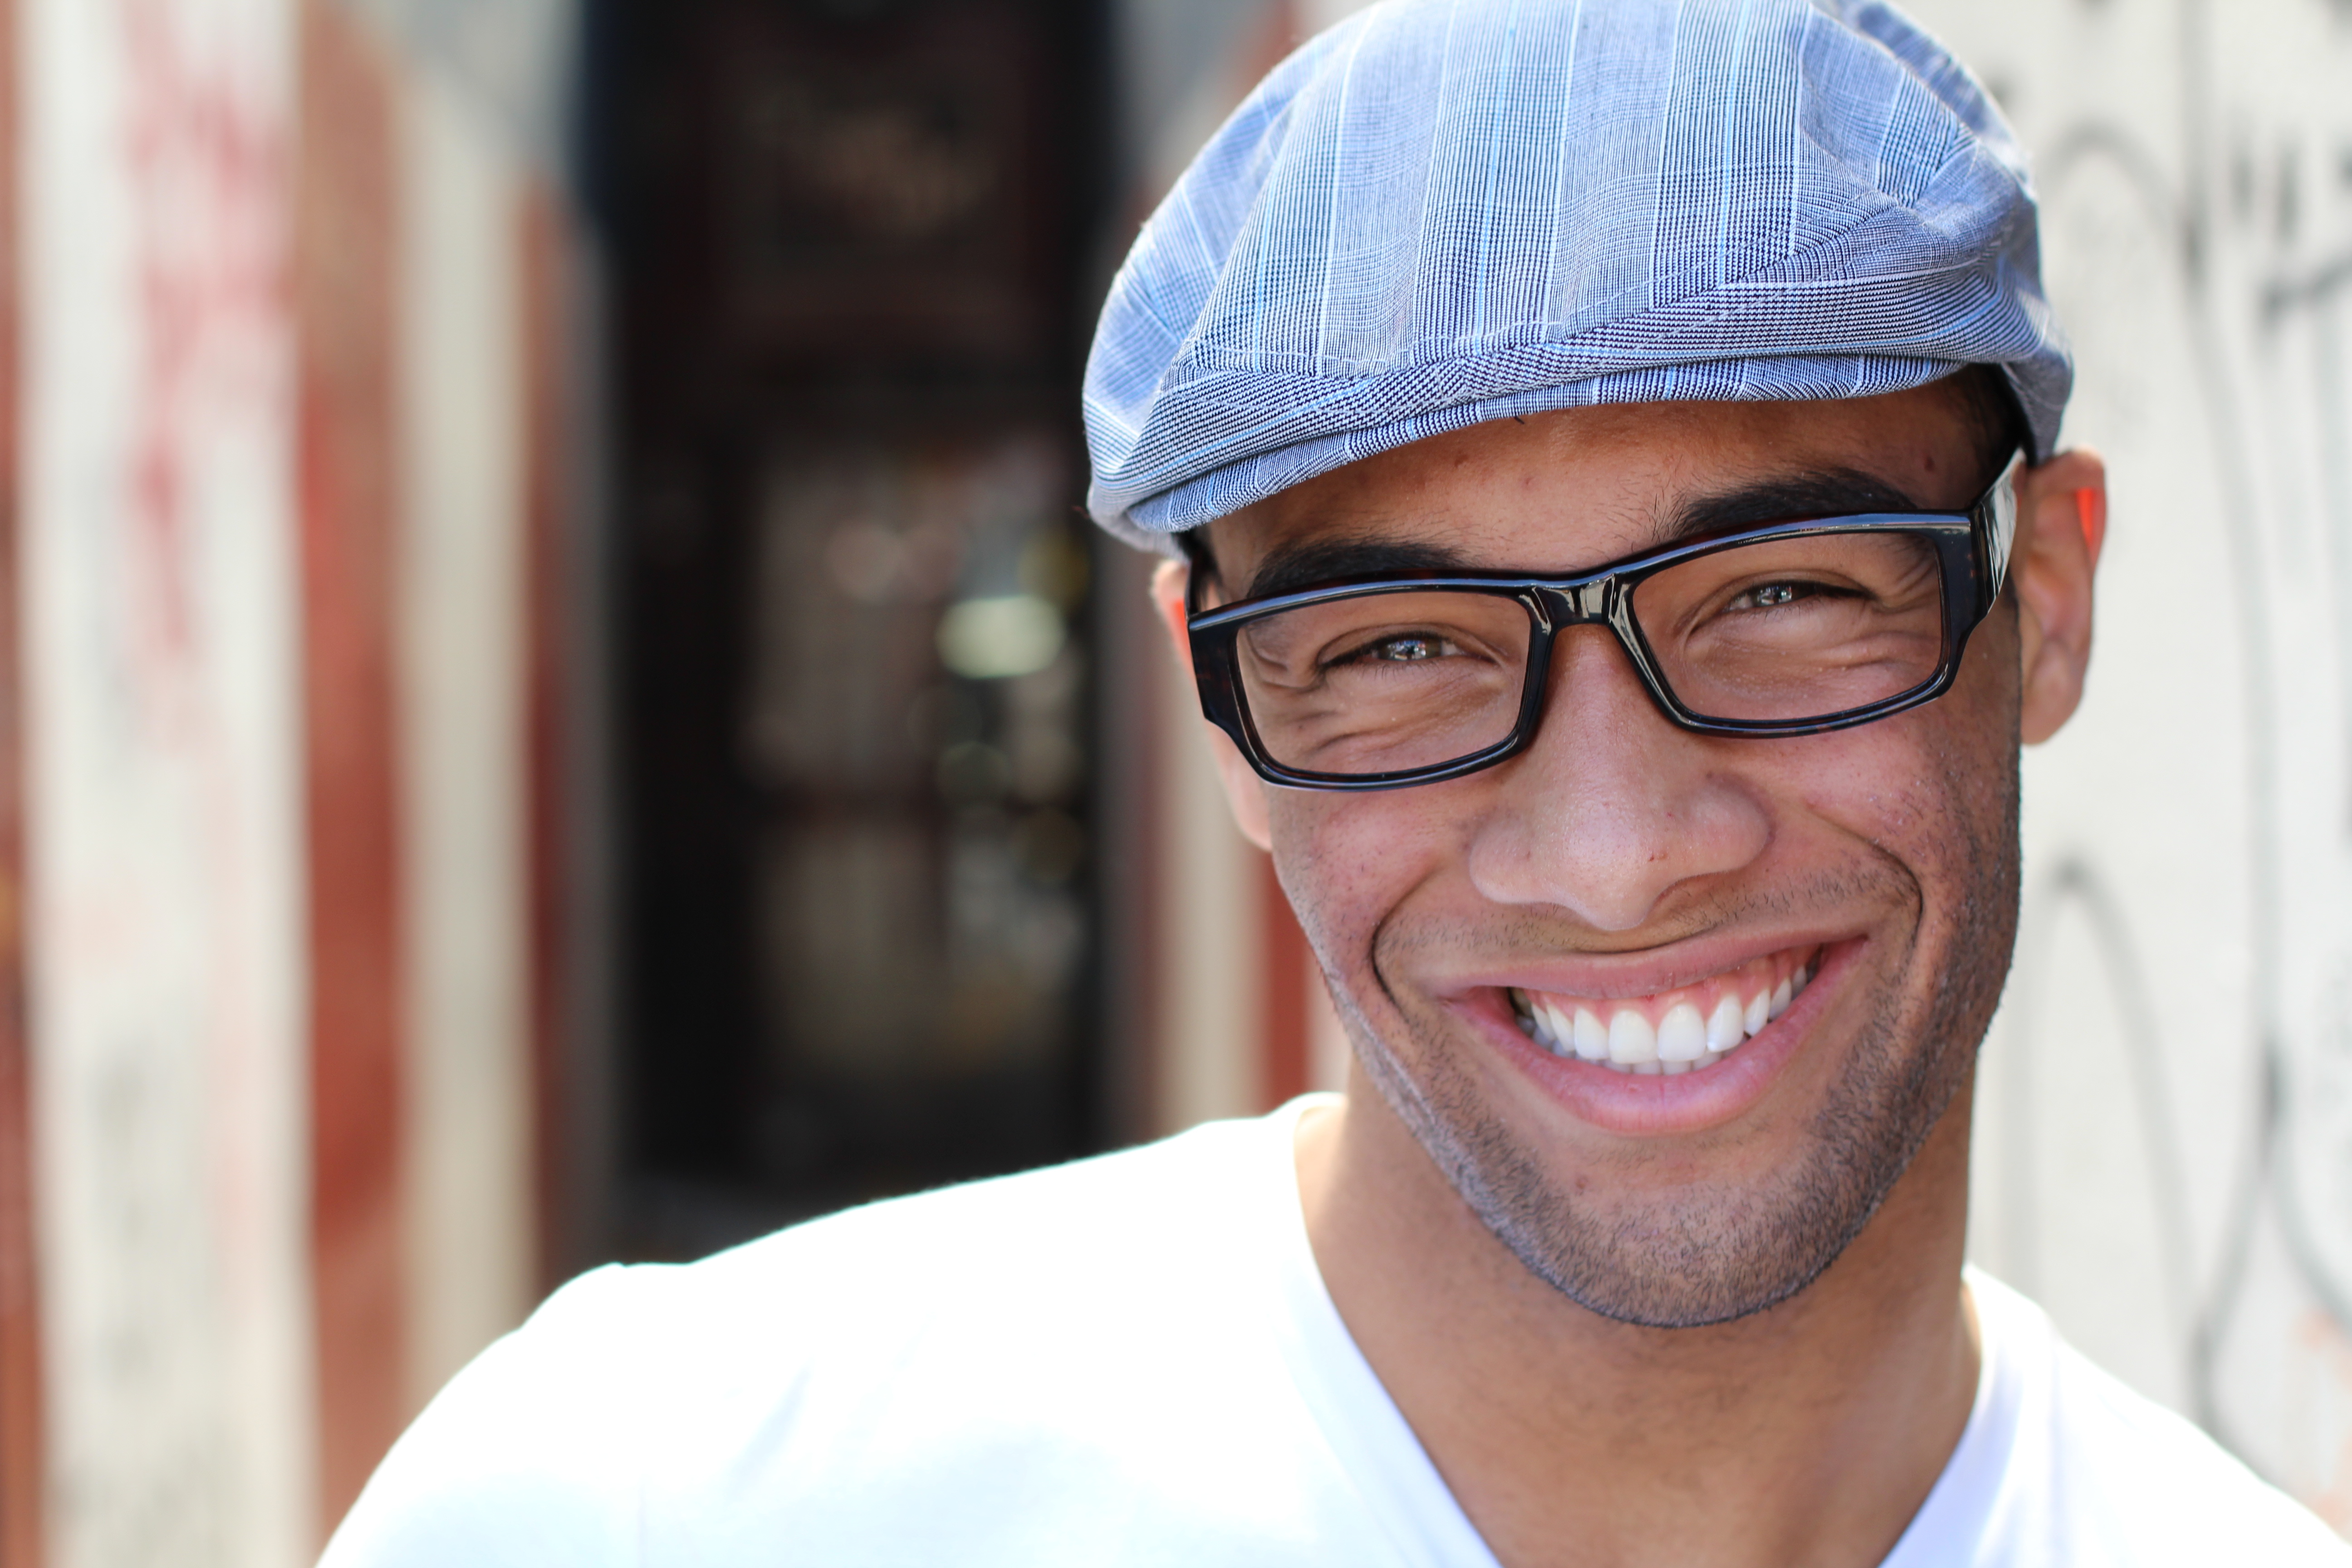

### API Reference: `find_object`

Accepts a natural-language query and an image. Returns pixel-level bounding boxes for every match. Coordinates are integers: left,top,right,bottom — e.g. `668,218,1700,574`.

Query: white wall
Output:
394,57,537,1418
21,1,314,1564
1896,0,2352,1520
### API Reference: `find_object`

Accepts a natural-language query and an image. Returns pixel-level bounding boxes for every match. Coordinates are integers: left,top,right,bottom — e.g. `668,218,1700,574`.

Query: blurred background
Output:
0,0,2345,1563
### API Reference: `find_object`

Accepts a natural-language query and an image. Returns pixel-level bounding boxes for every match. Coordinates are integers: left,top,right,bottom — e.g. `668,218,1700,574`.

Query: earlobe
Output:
2011,450,2106,745
1149,557,1277,851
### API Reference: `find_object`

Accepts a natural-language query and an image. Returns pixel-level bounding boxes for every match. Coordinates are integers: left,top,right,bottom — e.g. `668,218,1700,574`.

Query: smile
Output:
1508,946,1820,1077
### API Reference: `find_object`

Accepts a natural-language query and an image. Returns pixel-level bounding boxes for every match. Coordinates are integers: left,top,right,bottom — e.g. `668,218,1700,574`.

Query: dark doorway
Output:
587,0,1111,1257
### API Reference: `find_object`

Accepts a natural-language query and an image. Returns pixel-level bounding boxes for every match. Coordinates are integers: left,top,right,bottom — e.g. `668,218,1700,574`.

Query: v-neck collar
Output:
1260,1095,1509,1568
1254,1096,2008,1568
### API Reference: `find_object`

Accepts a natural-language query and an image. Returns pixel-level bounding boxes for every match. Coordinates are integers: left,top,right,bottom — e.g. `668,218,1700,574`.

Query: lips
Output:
1509,946,1820,1077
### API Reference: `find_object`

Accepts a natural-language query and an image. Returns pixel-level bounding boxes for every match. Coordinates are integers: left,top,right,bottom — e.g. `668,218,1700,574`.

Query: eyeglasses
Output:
1185,466,2019,792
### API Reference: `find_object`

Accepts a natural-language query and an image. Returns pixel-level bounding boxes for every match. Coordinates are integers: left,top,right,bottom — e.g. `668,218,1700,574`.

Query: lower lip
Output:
1459,940,1863,1137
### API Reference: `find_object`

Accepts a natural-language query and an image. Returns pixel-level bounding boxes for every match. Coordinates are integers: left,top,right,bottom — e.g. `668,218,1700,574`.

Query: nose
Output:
1465,625,1772,931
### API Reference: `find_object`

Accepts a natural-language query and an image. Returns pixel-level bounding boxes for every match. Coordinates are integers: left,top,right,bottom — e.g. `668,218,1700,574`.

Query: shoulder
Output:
1971,1272,2352,1565
634,1108,1284,1371
315,1258,675,1567
321,1113,1297,1567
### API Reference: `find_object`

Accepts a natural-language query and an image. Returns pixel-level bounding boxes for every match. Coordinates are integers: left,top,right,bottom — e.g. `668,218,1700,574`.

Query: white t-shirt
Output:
322,1098,2348,1566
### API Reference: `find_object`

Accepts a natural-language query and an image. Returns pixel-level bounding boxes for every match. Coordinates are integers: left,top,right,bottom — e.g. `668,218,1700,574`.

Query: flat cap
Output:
1084,0,2071,549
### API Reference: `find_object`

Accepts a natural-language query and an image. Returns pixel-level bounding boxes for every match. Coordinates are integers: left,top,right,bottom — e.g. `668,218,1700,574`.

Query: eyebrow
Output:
1671,468,1925,539
1237,537,1469,601
1233,466,1929,602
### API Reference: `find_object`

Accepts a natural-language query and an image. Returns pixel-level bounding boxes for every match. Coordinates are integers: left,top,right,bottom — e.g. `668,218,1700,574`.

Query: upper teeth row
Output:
1512,960,1814,1077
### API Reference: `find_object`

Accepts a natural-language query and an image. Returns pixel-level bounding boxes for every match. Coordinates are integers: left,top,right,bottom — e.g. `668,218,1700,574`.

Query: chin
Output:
1352,946,1987,1330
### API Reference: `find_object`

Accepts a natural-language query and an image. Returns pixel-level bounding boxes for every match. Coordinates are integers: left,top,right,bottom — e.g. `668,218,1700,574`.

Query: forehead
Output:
1204,386,1982,586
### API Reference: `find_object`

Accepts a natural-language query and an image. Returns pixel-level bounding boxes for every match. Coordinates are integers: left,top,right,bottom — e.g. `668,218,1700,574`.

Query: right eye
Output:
1335,632,1457,666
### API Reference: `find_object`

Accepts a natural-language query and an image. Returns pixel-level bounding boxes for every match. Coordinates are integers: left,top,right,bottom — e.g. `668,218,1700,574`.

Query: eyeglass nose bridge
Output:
1518,575,1671,732
1527,576,1621,631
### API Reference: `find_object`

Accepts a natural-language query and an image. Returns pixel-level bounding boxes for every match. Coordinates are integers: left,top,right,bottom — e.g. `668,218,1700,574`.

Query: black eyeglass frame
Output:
1184,466,2020,792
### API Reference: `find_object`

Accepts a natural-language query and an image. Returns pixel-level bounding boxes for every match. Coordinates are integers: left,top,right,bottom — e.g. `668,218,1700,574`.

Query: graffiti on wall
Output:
1902,0,2352,1528
23,0,311,1564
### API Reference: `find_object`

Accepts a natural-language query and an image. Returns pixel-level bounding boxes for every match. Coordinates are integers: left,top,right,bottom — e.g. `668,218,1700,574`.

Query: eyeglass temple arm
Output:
1176,530,1220,617
1978,459,2023,616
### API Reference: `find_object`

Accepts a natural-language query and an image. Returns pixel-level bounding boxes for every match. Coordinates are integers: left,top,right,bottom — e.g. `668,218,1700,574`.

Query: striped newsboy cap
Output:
1084,0,2071,550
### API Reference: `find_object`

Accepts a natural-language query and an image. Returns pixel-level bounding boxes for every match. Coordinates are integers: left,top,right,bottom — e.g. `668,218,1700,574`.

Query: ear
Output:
2008,449,2106,745
1150,559,1276,850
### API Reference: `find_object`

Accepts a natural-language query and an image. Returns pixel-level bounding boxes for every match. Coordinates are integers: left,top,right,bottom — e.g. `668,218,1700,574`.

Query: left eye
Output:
1727,581,1823,611
1367,636,1443,662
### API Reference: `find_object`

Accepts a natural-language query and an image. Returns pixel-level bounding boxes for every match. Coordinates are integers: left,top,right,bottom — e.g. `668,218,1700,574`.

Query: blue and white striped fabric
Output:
1084,0,2071,549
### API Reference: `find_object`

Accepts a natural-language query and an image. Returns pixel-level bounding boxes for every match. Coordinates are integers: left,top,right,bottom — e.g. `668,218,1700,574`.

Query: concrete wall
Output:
1895,0,2352,1522
21,4,312,1563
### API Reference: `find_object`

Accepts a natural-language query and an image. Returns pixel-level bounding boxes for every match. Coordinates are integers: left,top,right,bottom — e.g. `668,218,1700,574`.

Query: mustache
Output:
1367,858,1922,969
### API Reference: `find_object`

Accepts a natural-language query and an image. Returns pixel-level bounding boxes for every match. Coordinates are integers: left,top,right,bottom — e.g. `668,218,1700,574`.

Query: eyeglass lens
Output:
1231,529,1950,776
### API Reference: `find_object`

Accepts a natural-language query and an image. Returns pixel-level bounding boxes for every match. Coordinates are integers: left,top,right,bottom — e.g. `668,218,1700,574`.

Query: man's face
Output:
1191,388,2047,1328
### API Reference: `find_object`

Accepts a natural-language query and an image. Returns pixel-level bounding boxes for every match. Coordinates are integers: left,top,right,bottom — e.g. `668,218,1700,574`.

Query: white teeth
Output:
1572,1008,1609,1062
1513,949,1818,1079
1706,995,1745,1053
1656,1003,1707,1062
1608,1009,1659,1065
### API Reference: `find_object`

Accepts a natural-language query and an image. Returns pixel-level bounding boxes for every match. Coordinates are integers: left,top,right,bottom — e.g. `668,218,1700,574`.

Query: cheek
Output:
1774,686,2019,930
1895,625,2022,869
1779,591,2017,828
1264,788,1470,956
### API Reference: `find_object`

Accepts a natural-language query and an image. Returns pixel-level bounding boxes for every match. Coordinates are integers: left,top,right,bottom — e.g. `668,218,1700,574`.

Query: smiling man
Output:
323,2,2350,1565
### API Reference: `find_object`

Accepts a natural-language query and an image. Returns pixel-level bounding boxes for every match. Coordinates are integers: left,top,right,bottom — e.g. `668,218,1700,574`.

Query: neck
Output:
1296,1067,1980,1568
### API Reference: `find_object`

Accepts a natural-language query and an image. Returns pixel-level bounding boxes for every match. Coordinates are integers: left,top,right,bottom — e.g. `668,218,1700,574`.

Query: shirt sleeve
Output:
317,1266,660,1568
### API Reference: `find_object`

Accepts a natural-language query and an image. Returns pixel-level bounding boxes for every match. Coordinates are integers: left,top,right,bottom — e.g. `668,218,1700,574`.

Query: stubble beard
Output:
1327,791,2021,1331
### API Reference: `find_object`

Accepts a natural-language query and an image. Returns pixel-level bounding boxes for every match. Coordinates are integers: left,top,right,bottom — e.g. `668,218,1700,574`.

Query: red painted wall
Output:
295,0,407,1533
